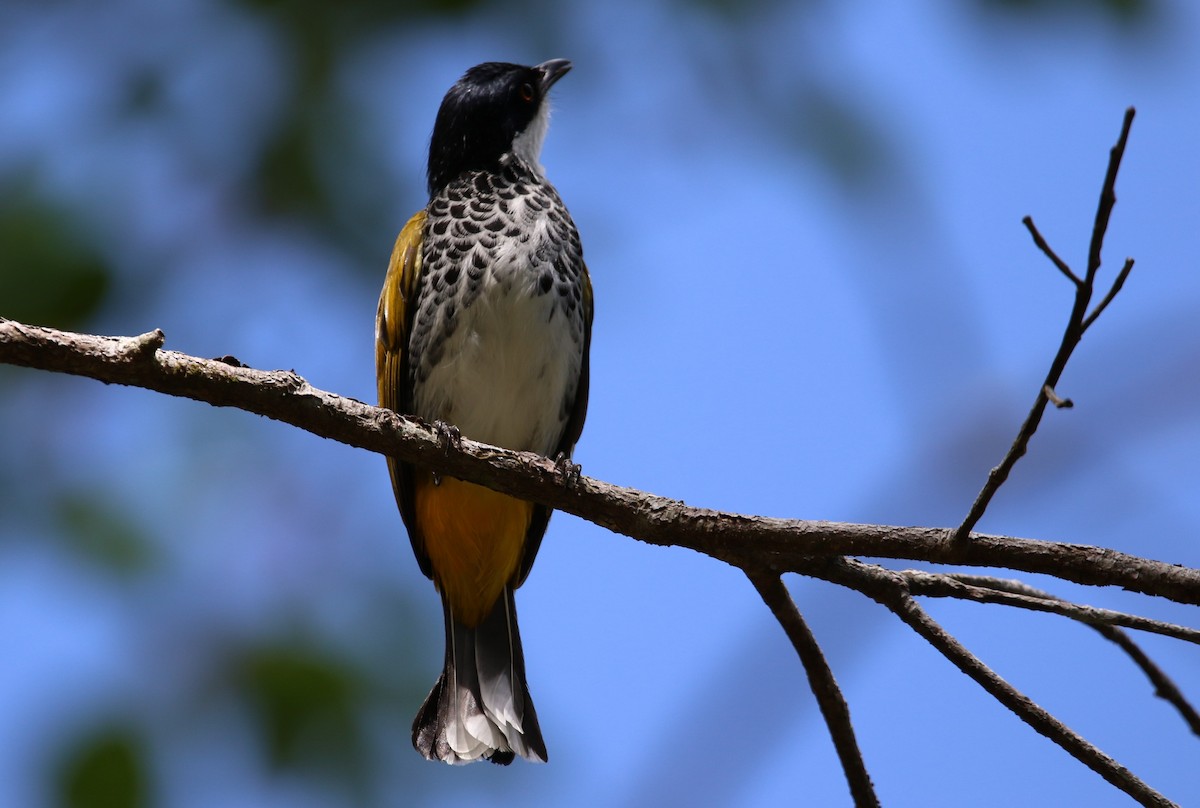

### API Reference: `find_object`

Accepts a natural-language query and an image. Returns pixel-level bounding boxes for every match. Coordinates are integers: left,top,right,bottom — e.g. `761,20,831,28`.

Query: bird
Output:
375,59,591,765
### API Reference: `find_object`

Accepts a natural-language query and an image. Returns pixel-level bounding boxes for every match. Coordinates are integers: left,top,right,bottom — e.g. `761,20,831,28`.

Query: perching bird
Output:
375,59,591,764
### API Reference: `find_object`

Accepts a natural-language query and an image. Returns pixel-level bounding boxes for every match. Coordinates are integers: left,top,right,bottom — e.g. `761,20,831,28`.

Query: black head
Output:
426,59,572,196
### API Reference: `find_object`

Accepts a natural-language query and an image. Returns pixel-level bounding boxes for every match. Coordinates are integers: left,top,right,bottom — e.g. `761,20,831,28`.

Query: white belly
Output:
413,276,577,456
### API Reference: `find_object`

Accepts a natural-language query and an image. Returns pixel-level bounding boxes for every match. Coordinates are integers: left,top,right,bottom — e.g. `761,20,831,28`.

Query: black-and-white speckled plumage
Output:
408,156,587,457
377,59,591,766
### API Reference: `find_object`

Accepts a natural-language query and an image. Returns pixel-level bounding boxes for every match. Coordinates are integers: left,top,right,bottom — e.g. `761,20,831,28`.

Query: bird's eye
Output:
520,83,535,102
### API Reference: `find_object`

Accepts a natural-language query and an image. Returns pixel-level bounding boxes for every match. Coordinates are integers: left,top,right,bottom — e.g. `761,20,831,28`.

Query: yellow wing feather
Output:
376,210,430,577
376,210,426,374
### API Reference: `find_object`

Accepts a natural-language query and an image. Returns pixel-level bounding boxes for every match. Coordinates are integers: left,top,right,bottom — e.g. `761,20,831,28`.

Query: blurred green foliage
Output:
56,494,156,578
236,645,367,778
55,726,147,808
237,0,489,248
982,0,1155,23
0,193,109,330
256,115,330,219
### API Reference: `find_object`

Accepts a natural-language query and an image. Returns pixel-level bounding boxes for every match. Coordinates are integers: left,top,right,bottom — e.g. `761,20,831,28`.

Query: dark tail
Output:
412,586,547,765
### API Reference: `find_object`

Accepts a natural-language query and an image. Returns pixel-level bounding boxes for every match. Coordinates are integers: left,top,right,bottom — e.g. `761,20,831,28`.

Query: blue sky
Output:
1,1,1198,806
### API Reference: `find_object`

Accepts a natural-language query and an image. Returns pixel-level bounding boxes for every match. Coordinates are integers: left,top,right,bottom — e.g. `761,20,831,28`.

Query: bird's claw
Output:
553,452,582,489
430,421,461,487
433,420,462,454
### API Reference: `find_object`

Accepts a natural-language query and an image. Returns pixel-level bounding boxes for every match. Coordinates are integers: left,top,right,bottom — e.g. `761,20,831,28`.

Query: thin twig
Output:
903,572,1200,736
954,108,1138,542
1101,630,1200,738
900,570,1200,644
1086,107,1137,285
1043,384,1074,409
1024,215,1082,286
748,570,879,808
804,558,1175,807
1083,257,1136,330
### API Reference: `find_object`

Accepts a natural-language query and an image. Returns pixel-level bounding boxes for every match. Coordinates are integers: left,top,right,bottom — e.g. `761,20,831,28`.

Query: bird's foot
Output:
430,421,461,487
553,452,582,489
433,420,462,453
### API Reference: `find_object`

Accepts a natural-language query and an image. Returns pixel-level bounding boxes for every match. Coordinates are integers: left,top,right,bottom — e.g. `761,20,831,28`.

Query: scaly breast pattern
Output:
409,162,586,457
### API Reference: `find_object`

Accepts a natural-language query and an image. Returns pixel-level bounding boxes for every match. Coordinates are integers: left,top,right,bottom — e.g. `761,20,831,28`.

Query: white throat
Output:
510,102,551,175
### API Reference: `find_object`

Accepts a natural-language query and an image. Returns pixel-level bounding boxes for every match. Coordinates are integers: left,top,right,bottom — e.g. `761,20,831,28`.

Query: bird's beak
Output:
535,59,572,93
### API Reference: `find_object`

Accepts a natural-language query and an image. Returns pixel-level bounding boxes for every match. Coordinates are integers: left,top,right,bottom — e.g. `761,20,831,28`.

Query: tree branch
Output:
3,318,1199,608
800,558,1177,807
954,107,1137,541
747,570,878,807
901,571,1200,736
901,571,1200,644
1098,626,1200,739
